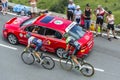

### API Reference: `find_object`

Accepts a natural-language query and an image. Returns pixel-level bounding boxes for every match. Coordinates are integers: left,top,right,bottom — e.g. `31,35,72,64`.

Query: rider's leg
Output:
34,42,42,60
72,48,81,68
34,51,40,59
71,55,80,65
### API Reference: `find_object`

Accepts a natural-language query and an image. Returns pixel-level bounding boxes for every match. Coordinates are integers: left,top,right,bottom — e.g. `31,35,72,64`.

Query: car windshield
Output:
20,17,36,27
67,24,85,40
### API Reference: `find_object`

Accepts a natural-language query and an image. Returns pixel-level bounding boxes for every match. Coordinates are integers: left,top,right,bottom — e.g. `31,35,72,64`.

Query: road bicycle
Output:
60,51,95,77
21,47,55,70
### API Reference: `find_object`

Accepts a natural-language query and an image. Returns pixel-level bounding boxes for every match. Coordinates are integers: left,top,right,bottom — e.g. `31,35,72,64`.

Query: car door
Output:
31,26,48,51
44,28,65,52
18,24,35,45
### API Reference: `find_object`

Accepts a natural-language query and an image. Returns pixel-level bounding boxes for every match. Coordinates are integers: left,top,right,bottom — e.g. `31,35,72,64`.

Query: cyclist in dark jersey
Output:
64,33,81,69
24,32,43,62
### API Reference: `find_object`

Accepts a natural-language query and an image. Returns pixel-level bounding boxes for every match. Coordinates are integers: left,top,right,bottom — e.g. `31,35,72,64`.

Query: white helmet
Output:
76,5,80,9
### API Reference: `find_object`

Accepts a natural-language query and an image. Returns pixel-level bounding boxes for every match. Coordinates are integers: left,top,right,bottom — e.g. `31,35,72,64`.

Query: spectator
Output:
106,11,117,41
29,0,37,17
95,5,108,37
1,0,8,15
67,0,76,21
80,14,85,28
74,5,82,24
84,3,92,30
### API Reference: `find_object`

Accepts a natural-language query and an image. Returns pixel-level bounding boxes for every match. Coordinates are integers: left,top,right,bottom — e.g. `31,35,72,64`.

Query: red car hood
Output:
6,16,30,27
77,31,93,46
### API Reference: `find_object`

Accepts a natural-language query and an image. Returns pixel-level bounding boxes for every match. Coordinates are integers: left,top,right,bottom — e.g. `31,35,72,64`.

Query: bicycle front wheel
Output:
21,51,35,65
80,63,94,77
60,58,73,71
41,56,55,70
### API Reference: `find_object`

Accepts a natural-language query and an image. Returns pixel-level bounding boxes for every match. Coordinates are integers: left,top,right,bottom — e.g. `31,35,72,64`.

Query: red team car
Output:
2,14,94,58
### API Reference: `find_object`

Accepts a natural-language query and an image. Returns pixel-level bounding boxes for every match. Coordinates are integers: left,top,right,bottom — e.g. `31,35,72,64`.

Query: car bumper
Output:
2,30,8,39
77,39,94,58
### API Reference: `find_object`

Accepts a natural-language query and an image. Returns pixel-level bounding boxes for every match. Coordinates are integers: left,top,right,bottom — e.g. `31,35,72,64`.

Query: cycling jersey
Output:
66,36,80,51
28,36,42,51
66,36,74,45
28,36,35,45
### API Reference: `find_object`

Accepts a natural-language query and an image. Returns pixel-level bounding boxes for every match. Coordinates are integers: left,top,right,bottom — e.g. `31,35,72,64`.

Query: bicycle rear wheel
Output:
80,63,94,77
21,51,35,65
60,58,73,71
41,56,55,70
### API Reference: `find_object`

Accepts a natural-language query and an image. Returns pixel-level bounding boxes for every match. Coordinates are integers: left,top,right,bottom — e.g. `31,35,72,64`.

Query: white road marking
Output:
53,58,104,72
0,42,104,72
0,42,105,72
0,43,18,50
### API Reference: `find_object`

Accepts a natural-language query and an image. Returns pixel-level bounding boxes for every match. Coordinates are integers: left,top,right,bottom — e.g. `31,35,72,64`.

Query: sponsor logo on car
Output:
54,20,63,25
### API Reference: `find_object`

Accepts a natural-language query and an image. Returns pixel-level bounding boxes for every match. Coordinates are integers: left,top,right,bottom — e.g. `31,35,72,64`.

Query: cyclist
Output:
63,33,81,69
24,32,42,62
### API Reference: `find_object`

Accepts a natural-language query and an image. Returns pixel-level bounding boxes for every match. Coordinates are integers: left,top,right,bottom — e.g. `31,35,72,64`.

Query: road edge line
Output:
52,58,104,72
0,43,18,50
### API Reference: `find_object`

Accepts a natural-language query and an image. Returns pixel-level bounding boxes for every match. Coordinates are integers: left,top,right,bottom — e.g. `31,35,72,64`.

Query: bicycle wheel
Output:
41,56,55,70
60,58,73,71
80,62,94,77
21,51,35,65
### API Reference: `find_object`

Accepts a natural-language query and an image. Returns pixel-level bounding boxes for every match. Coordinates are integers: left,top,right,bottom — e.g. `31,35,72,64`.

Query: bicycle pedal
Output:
35,58,40,63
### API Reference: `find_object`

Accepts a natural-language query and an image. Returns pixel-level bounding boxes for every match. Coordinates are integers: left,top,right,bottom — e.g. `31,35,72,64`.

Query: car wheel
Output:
8,34,18,45
56,48,65,58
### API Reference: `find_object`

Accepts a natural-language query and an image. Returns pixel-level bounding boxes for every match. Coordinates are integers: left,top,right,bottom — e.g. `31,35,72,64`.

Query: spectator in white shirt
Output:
74,5,82,24
106,11,117,41
95,5,108,37
67,0,76,21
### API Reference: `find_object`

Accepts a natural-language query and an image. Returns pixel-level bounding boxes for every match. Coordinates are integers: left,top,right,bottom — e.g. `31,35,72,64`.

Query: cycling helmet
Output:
63,33,69,38
26,32,31,38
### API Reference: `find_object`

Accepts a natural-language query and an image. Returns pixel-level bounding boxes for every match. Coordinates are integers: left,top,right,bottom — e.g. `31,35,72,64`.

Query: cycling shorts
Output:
32,38,42,51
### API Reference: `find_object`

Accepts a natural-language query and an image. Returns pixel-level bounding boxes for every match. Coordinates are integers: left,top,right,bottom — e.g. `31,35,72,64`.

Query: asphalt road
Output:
0,13,120,80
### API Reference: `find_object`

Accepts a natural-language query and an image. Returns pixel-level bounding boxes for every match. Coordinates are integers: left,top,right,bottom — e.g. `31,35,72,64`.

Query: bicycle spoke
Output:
41,56,55,70
80,63,94,77
21,51,35,65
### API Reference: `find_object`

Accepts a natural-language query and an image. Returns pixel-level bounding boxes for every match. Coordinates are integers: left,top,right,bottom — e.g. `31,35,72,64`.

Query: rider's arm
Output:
24,38,31,51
